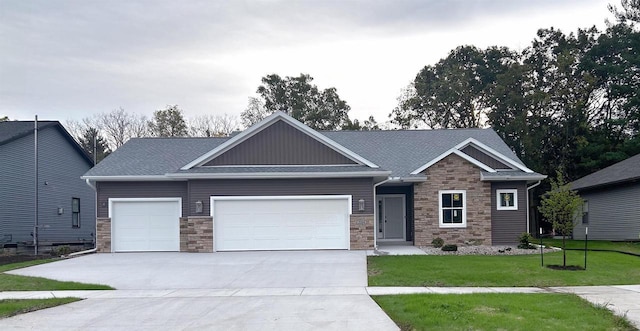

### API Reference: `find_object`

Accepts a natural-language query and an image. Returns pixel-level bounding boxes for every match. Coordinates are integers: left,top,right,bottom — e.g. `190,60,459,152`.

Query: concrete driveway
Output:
8,251,367,289
1,251,399,330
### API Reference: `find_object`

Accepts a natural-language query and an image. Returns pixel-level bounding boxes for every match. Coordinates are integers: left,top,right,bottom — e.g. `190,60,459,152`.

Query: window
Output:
72,198,80,228
582,200,589,224
439,190,466,227
496,189,518,210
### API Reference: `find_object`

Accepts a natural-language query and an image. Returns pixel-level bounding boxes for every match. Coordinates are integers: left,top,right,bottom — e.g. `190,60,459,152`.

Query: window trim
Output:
439,190,467,228
72,197,81,228
496,189,518,211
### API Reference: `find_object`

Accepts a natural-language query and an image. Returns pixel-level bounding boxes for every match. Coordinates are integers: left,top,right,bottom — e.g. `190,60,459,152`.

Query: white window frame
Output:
496,189,518,211
439,190,467,228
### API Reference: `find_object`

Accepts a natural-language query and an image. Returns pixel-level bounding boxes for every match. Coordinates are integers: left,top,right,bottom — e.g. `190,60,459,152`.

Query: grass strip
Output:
368,250,640,287
0,298,81,319
373,293,636,331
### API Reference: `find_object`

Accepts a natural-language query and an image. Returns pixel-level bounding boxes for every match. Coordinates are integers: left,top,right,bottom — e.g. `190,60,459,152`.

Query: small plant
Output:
50,245,71,257
432,237,444,248
517,232,535,249
441,244,458,252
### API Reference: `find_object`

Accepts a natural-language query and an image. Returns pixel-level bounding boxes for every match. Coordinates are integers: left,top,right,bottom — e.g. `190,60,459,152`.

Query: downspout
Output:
526,180,542,236
373,178,391,250
85,179,98,250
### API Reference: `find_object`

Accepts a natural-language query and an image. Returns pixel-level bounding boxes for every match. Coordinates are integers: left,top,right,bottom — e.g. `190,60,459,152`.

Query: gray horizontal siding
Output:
574,183,640,240
96,181,188,218
461,145,511,169
205,120,356,166
189,178,374,216
491,181,527,245
0,127,95,245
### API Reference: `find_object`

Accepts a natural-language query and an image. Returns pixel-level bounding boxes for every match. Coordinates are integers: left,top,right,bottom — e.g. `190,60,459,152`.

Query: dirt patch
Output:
546,264,585,271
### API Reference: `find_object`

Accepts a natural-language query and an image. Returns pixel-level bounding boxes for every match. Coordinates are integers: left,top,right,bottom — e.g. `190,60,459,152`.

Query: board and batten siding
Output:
189,178,374,216
461,146,512,170
96,181,188,218
0,126,95,245
573,183,640,240
204,120,357,166
490,181,527,245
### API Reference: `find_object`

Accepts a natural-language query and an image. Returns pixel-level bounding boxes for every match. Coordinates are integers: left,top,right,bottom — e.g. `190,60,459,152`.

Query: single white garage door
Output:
110,199,181,252
212,196,350,251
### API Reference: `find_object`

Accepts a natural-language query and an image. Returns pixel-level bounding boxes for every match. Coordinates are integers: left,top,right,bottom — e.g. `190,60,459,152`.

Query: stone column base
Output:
180,216,214,252
96,217,111,253
350,214,374,250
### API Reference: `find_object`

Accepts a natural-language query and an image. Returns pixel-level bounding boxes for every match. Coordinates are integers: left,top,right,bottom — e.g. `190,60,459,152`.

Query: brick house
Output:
82,111,546,253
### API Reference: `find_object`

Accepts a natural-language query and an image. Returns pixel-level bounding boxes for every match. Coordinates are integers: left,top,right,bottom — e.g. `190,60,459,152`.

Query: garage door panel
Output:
111,200,180,252
214,197,349,251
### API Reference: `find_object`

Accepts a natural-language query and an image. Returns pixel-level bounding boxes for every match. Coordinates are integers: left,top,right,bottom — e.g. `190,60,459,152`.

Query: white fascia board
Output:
180,111,379,169
410,148,496,175
480,173,548,181
387,176,428,183
454,138,533,173
165,170,391,179
81,175,181,181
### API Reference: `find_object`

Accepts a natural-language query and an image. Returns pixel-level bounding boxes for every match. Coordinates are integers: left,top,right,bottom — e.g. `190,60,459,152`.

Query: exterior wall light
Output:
57,207,64,215
195,200,203,214
358,199,365,212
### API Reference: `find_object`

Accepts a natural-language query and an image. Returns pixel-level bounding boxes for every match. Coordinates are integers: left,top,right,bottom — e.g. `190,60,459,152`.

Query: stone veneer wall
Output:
414,154,492,246
96,217,111,253
350,214,374,250
180,216,213,252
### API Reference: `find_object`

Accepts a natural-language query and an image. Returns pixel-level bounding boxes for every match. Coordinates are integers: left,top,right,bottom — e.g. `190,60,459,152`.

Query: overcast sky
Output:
0,0,614,125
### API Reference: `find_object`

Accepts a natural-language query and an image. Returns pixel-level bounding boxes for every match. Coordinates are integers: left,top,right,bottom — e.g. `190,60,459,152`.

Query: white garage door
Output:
212,196,350,251
110,199,181,252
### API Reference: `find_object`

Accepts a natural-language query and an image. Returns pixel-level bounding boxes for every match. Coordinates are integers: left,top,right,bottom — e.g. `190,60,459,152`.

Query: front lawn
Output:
373,293,635,331
368,250,640,287
542,239,640,255
0,258,113,291
0,298,81,319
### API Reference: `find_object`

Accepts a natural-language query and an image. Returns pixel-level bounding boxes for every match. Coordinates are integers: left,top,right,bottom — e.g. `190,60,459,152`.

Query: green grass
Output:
542,239,640,255
0,298,81,319
368,251,640,287
373,293,636,331
0,259,113,291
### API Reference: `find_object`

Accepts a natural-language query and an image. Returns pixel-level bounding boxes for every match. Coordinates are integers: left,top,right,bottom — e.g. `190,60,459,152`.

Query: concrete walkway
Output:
1,285,638,328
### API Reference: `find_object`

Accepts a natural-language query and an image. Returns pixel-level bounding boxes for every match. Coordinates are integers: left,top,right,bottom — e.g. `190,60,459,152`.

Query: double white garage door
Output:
110,196,350,252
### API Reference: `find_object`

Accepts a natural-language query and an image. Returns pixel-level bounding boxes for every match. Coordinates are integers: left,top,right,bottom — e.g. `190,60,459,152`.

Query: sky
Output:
0,0,615,125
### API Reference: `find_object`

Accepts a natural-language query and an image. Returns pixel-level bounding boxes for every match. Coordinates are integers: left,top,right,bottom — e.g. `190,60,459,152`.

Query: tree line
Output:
65,73,381,163
391,2,640,183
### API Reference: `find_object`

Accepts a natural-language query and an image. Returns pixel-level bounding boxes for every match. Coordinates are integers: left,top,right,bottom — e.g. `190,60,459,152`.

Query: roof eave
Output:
480,173,547,182
165,170,392,179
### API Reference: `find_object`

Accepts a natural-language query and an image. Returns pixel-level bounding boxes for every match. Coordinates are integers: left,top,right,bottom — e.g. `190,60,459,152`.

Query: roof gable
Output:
0,121,93,166
182,112,378,169
203,120,357,166
410,138,533,175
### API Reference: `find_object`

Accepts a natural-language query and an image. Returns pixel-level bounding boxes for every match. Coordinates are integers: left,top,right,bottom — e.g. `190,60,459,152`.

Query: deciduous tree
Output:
148,105,188,137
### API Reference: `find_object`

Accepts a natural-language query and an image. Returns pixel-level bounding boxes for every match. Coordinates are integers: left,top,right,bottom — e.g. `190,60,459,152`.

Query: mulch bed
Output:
0,255,46,266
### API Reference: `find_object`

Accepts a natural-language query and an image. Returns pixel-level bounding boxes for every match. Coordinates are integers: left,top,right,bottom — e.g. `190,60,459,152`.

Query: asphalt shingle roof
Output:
84,127,530,178
569,153,640,190
322,128,525,177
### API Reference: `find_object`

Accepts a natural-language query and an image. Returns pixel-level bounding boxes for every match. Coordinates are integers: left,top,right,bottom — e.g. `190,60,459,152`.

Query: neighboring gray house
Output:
83,112,546,253
571,153,640,241
0,121,96,251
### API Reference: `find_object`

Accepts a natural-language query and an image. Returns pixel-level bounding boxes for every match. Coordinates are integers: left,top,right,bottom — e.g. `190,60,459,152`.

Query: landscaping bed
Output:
419,245,556,255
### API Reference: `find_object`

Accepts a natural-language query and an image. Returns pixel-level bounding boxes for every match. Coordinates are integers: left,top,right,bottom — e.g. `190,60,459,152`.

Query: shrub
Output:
50,245,71,257
441,244,458,252
432,237,444,248
517,232,535,249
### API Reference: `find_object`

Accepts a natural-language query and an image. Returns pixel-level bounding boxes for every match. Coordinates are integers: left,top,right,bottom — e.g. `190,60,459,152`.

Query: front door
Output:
377,195,405,240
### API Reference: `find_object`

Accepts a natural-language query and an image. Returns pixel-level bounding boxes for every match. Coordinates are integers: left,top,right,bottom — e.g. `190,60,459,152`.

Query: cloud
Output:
0,0,611,122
